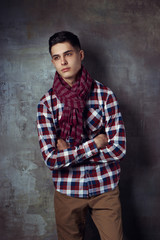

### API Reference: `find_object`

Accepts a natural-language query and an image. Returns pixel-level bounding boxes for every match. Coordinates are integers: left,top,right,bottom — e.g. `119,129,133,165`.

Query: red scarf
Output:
52,66,93,146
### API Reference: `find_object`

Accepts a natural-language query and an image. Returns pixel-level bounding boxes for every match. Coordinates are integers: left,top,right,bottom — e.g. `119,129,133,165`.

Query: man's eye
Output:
53,56,59,61
66,53,72,56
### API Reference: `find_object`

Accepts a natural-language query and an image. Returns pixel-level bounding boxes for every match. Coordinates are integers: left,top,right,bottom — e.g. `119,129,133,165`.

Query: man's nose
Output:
61,56,67,65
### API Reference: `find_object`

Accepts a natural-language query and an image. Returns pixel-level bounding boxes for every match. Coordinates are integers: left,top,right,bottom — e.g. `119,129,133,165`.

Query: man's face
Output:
51,42,84,86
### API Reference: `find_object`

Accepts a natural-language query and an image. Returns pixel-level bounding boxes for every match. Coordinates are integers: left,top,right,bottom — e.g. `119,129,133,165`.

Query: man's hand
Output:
57,138,70,151
94,134,108,149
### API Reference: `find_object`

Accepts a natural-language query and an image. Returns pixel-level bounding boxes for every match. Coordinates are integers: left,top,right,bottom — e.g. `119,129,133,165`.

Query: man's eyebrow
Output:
52,50,74,58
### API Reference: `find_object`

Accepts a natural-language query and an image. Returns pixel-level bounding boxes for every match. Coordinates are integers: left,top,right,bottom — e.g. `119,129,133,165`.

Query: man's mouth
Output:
61,68,70,72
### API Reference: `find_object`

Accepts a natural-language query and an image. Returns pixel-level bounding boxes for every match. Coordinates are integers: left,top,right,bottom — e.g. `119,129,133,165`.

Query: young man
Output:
37,31,126,240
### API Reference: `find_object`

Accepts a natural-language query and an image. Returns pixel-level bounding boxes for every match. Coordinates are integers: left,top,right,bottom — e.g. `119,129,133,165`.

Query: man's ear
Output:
80,50,84,61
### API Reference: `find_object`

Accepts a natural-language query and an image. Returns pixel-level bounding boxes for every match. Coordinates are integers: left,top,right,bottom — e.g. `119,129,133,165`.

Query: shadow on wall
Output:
83,41,109,84
82,46,151,240
120,106,151,240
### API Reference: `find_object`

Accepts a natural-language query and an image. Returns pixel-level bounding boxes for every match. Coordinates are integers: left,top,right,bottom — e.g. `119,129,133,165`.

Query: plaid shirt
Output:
37,80,126,198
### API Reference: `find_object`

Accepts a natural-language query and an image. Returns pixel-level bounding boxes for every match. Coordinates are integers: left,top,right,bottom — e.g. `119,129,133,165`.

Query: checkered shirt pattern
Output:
37,80,126,198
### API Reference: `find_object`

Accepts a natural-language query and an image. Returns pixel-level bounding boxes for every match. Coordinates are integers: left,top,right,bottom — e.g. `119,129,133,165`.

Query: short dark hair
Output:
49,31,81,55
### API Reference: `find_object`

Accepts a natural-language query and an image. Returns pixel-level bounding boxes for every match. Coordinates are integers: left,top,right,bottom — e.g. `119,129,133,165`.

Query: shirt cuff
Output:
83,139,99,158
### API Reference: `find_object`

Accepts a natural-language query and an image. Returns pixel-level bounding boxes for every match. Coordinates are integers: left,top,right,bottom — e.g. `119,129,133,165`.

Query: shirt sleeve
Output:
92,91,126,163
37,100,99,170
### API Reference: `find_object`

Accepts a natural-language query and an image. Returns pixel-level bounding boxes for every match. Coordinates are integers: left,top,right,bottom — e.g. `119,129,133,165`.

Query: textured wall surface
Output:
0,0,160,240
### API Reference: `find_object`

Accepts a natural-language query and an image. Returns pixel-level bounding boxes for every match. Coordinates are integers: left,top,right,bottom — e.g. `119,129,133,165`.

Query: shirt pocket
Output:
85,107,103,132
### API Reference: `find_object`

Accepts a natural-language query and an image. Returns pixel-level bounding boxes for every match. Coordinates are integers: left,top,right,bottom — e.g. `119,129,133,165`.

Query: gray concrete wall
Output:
0,0,160,239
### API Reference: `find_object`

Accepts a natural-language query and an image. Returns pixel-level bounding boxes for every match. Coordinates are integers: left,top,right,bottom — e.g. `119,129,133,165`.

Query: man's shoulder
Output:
92,80,113,96
40,87,59,102
39,88,52,102
38,87,58,109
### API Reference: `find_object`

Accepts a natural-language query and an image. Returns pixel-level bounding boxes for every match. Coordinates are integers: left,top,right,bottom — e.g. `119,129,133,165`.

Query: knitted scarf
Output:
52,66,93,146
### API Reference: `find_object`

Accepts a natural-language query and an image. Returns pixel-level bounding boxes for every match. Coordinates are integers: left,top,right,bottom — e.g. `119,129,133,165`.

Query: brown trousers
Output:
54,186,123,240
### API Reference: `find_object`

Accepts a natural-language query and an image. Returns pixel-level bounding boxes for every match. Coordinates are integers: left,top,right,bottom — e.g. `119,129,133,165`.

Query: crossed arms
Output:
57,134,108,151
